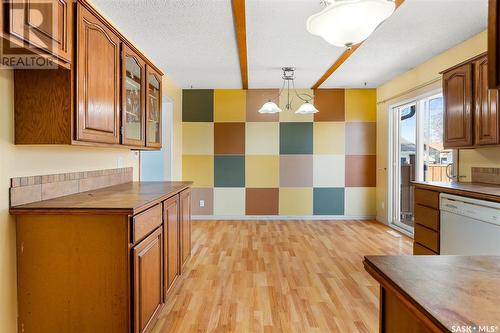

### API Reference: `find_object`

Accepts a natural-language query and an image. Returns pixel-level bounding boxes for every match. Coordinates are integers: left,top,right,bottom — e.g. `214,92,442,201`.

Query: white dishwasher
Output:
440,193,500,255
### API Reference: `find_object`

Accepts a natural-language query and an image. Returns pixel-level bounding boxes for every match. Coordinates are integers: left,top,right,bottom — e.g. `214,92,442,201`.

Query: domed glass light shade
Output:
258,101,282,114
296,101,319,114
306,0,395,48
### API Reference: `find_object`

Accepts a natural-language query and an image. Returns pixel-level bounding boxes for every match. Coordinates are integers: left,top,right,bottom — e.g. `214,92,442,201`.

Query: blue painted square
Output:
214,156,245,187
313,188,345,215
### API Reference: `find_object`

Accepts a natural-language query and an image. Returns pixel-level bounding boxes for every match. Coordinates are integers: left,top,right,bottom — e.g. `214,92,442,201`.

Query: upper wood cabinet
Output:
489,0,500,89
474,56,499,145
442,62,473,148
442,54,499,148
132,227,163,333
146,66,162,148
7,0,72,64
10,0,164,150
76,4,120,144
122,44,146,147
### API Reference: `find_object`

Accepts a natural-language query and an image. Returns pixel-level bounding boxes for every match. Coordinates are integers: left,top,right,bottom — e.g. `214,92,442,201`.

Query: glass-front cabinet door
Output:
122,45,146,146
146,66,162,148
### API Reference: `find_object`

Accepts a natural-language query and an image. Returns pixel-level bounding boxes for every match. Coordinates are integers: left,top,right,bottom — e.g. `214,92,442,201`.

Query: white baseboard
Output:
192,215,376,221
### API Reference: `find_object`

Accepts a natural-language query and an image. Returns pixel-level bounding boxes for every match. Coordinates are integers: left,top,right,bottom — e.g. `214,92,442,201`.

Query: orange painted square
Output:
313,89,345,121
214,123,245,154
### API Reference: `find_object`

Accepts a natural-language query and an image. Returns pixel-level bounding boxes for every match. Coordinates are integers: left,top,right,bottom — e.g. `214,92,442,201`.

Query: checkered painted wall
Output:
182,88,377,217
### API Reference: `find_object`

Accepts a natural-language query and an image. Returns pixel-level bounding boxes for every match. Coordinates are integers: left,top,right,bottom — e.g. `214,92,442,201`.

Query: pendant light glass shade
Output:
296,101,319,114
306,0,395,48
258,101,282,114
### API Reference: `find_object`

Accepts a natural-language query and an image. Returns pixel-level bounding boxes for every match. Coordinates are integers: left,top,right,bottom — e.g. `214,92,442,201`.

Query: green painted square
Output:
214,156,245,187
313,188,345,215
183,89,214,122
280,122,313,154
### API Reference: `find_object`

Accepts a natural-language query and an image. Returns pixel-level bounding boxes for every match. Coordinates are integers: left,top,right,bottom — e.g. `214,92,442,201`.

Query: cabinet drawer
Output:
414,204,440,231
132,204,162,244
413,242,438,255
414,188,440,209
414,224,439,253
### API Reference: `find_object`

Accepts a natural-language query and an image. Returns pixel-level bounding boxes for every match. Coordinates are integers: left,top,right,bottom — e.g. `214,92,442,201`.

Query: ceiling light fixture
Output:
258,67,318,114
306,0,395,48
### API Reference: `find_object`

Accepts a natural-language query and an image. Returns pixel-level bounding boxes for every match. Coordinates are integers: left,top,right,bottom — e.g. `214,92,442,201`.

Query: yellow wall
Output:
376,30,500,223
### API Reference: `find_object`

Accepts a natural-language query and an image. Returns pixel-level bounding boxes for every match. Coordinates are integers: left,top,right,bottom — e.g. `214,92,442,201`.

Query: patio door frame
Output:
388,89,442,234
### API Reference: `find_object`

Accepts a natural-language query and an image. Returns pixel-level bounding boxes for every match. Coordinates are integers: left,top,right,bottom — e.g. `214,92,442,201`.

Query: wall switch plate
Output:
199,200,205,208
117,156,124,168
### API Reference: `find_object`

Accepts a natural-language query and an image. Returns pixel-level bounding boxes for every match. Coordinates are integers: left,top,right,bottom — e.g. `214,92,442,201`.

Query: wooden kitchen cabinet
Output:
6,0,73,64
146,66,162,148
180,189,192,271
133,227,164,333
442,53,499,148
122,44,146,147
164,195,180,291
442,62,473,148
474,56,499,145
11,0,164,150
76,3,121,144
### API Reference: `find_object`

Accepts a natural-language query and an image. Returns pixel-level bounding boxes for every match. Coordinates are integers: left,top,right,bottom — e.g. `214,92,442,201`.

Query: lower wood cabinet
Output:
413,187,440,255
133,227,164,333
13,186,192,333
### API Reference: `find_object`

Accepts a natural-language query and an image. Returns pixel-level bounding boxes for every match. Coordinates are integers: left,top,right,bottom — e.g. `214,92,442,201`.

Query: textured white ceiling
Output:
322,0,488,88
91,0,487,89
246,0,345,88
91,0,241,89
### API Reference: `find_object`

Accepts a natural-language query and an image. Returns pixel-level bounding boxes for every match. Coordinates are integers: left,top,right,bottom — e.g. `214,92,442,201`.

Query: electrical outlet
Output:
381,201,385,209
199,200,205,208
117,156,124,168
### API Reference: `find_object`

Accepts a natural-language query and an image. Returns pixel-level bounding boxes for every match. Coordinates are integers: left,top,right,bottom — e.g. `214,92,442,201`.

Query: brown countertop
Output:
364,255,500,332
412,181,500,203
10,181,192,215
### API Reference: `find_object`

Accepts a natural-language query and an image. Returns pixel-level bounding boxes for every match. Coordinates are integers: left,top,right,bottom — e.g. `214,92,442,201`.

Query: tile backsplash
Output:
10,167,133,207
471,167,500,185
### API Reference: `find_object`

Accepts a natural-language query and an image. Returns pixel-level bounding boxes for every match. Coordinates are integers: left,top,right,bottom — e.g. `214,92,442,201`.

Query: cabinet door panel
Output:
122,44,146,146
164,196,179,292
443,63,473,148
133,227,163,333
474,56,499,145
146,66,162,148
76,4,120,144
180,189,192,271
8,0,72,62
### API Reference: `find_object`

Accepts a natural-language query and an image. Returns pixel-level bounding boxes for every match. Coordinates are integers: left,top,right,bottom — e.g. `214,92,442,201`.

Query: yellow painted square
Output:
345,89,376,122
182,155,214,187
279,188,313,215
345,187,376,216
246,155,279,187
279,89,314,122
182,123,213,155
314,122,345,154
246,122,279,155
214,89,246,122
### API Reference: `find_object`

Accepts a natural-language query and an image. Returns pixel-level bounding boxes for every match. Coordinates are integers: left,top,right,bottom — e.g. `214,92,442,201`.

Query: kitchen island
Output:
364,255,500,333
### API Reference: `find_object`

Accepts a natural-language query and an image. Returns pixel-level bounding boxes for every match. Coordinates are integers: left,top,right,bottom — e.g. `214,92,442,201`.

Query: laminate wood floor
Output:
152,220,412,333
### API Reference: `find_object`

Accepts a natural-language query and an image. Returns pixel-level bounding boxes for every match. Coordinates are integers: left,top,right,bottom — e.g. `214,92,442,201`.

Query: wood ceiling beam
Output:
311,0,405,90
231,0,249,89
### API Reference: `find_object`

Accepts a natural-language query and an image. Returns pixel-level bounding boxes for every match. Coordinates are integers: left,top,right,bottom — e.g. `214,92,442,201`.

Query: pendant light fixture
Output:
306,0,395,48
258,67,318,115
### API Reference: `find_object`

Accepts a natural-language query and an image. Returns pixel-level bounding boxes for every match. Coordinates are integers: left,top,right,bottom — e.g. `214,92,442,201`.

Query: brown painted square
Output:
313,89,345,121
214,123,245,154
246,188,279,215
246,89,280,122
345,155,376,187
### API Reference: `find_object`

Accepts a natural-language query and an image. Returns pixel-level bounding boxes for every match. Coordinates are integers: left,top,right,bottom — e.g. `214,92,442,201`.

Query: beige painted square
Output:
279,188,313,215
246,155,279,187
182,155,214,187
246,122,279,155
182,123,213,155
214,89,246,122
345,187,376,216
313,155,345,187
214,188,245,216
345,89,376,122
279,89,314,122
314,122,345,154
